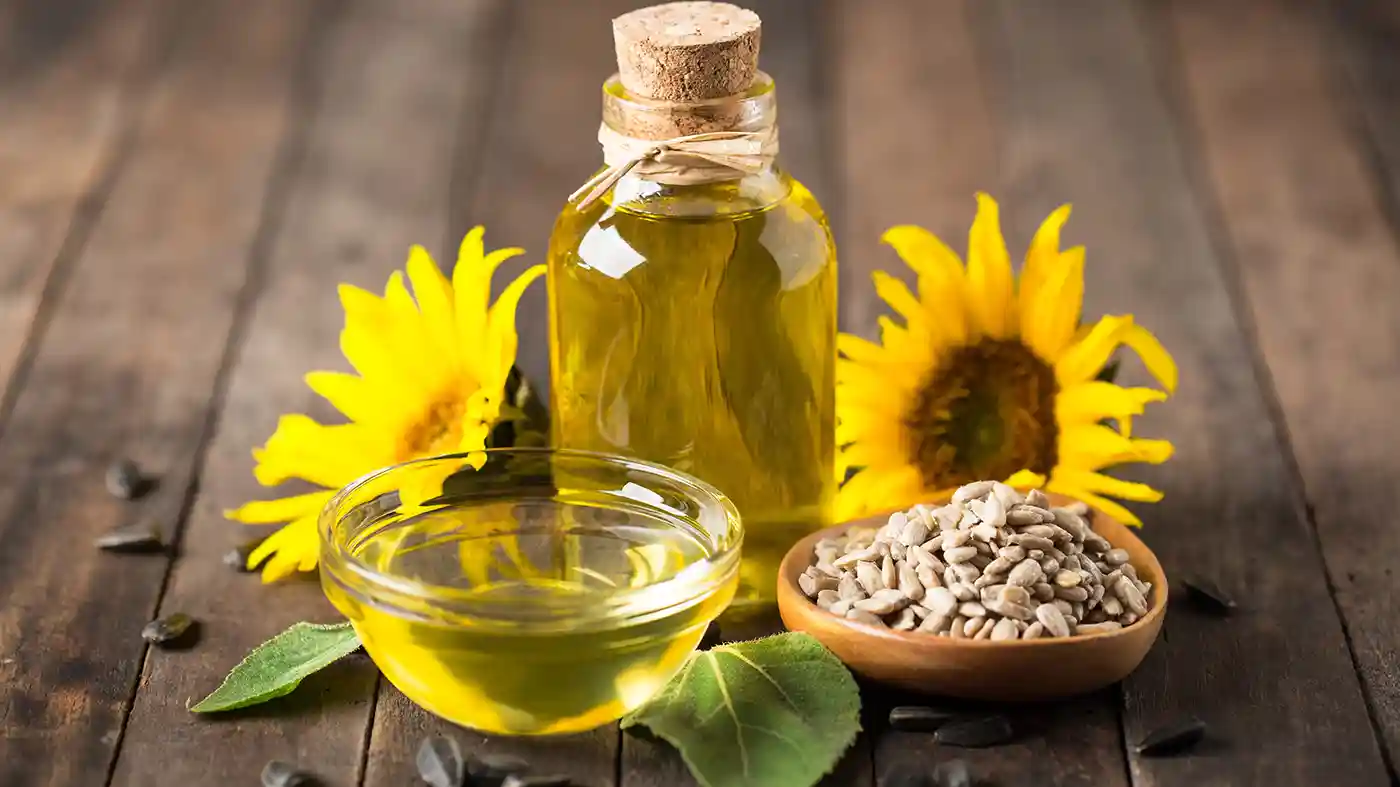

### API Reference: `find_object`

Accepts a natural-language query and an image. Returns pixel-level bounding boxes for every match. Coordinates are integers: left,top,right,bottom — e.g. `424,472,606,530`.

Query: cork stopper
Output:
612,2,762,103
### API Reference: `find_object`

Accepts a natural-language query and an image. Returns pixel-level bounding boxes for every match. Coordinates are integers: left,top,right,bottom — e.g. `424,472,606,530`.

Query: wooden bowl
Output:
777,494,1167,701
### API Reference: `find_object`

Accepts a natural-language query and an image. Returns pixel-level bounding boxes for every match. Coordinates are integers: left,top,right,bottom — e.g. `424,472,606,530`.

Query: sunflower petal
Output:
966,193,1015,338
1121,324,1179,394
484,264,546,393
339,284,433,390
305,371,396,425
871,271,925,332
1056,381,1168,426
251,414,391,488
454,227,526,379
225,490,335,525
1044,480,1145,527
881,225,969,345
837,333,887,364
1054,467,1164,503
1058,423,1175,469
248,514,320,581
1054,314,1135,388
1019,203,1072,317
1026,247,1085,362
406,245,461,369
1004,469,1047,489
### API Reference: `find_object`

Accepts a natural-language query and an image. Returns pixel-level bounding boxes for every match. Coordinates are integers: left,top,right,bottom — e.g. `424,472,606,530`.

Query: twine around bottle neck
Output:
569,116,779,210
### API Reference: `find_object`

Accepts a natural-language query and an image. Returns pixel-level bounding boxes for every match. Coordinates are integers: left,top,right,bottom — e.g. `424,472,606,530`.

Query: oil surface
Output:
324,499,733,735
548,176,837,605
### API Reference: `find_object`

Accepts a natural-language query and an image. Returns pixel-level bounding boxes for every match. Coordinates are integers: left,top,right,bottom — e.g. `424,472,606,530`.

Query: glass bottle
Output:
546,2,836,606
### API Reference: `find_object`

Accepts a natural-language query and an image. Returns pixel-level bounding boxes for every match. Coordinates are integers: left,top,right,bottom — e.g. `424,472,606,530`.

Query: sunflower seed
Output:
891,607,918,630
855,588,910,615
1025,489,1050,508
1136,718,1207,757
1035,603,1071,638
1040,557,1060,574
916,563,941,590
949,615,969,638
1105,548,1131,566
889,705,960,731
1010,534,1054,551
1053,569,1081,588
971,523,998,542
971,495,1006,528
798,572,819,597
223,537,268,573
261,761,313,787
935,715,1014,748
856,561,885,594
972,617,995,639
1101,595,1123,616
918,611,952,633
847,609,885,627
1007,558,1044,587
1055,585,1090,602
943,545,978,564
962,616,986,637
1182,575,1237,614
997,545,1026,561
503,775,572,787
1076,621,1123,634
1120,612,1139,626
1032,582,1055,602
898,517,929,547
952,481,995,504
94,522,164,553
924,586,958,616
898,562,925,601
816,589,840,609
141,613,198,648
833,547,879,568
838,573,863,599
990,617,1019,640
882,555,898,588
829,598,853,616
416,736,465,787
957,601,987,618
950,582,977,602
105,458,148,500
1022,621,1045,640
1114,576,1148,616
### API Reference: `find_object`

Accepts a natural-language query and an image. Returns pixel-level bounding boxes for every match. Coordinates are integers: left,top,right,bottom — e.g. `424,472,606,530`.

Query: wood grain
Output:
108,1,505,785
0,0,162,424
831,0,998,339
360,1,623,785
0,1,314,784
1166,0,1400,776
979,0,1391,784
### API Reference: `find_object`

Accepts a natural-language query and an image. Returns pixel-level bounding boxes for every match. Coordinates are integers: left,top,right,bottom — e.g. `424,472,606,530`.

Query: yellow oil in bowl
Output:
319,449,742,735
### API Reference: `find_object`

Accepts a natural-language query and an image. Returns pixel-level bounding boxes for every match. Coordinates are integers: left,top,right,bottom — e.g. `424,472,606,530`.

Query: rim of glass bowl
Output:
319,447,744,631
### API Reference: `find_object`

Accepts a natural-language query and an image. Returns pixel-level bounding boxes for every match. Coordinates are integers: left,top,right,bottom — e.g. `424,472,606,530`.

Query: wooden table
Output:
2,0,1399,784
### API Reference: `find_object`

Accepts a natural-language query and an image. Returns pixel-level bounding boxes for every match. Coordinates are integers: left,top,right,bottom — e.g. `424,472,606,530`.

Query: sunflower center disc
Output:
904,339,1058,489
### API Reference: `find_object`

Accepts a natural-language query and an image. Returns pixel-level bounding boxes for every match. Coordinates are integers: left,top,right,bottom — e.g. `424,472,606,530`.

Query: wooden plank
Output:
1335,0,1400,201
0,0,162,419
108,2,509,785
830,1,1127,784
361,2,623,785
975,0,1391,784
0,1,314,785
1166,0,1400,776
832,0,998,339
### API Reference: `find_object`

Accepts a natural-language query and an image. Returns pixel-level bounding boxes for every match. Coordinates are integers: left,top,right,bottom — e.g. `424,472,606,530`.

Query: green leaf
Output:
622,632,861,787
190,621,361,713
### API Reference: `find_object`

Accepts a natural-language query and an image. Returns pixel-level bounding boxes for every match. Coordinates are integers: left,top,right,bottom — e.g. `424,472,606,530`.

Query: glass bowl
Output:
319,448,742,735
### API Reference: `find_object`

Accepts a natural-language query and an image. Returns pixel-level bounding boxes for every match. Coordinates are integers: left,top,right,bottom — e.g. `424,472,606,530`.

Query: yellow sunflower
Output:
227,227,545,582
836,193,1177,526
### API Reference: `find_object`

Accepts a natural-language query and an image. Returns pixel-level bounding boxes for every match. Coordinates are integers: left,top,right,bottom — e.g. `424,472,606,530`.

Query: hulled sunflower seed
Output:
898,562,925,601
855,588,910,615
261,760,313,787
1022,621,1045,639
829,598,853,616
1105,548,1131,566
1076,621,1123,634
891,607,918,630
944,545,978,564
847,609,885,627
881,555,898,588
223,537,268,573
950,583,977,602
1035,603,1071,638
838,573,862,599
1008,559,1044,587
952,480,995,505
856,561,884,594
416,736,465,787
935,715,1014,748
1136,718,1207,757
990,617,1019,640
1025,489,1050,508
1114,576,1148,616
972,618,995,639
816,589,840,610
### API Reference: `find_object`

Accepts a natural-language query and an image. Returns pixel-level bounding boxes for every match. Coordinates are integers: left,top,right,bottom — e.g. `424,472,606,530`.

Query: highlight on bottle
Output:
318,448,743,735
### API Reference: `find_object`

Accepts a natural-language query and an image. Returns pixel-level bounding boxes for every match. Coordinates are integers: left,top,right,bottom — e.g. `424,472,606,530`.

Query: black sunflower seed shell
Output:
416,735,465,787
105,458,147,500
261,760,313,787
934,715,1014,748
141,613,198,647
94,522,164,553
1137,717,1206,757
224,537,269,573
1182,576,1236,615
889,705,961,732
502,775,572,787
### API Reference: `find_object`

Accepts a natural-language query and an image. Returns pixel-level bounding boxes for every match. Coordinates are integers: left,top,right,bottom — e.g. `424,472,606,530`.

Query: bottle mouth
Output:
319,448,744,632
602,71,776,139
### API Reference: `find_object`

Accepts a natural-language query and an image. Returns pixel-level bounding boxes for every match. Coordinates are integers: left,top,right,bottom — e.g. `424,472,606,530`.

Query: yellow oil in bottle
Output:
323,498,736,735
548,176,837,605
